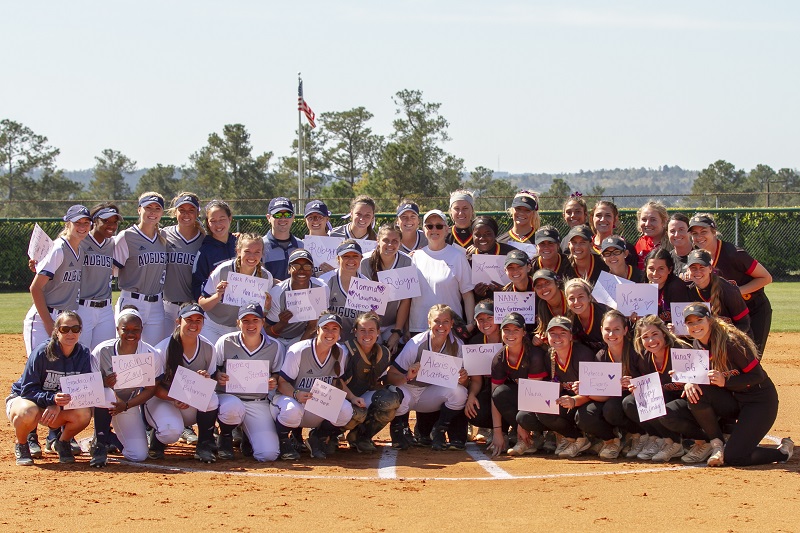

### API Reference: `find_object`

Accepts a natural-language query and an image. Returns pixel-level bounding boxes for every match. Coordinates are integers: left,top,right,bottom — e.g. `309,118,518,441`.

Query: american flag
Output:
298,80,316,129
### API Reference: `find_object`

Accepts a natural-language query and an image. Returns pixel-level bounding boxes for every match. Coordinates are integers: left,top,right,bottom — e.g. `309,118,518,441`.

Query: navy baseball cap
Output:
601,236,626,252
238,303,265,320
565,224,593,243
688,214,716,230
268,197,294,215
473,300,494,319
289,248,314,264
546,316,573,332
504,248,529,268
63,205,91,222
179,303,205,319
500,312,526,329
686,249,713,267
336,241,363,256
174,195,200,209
511,192,539,211
396,201,420,217
138,195,165,209
318,313,343,329
534,226,560,245
683,303,712,319
92,206,121,221
304,200,329,217
532,268,558,284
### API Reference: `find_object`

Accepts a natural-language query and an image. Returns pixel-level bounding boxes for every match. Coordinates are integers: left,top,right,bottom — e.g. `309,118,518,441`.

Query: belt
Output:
241,397,268,402
47,307,65,314
165,300,188,307
79,299,111,308
130,292,160,303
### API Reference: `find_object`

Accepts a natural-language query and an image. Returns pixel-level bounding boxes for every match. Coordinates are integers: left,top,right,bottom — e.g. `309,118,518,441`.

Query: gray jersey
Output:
392,330,462,387
267,277,329,340
360,252,413,329
163,225,203,304
79,235,114,301
400,230,428,254
153,335,216,389
279,338,348,391
214,332,285,400
91,338,157,400
113,226,167,295
319,269,369,342
37,237,82,311
202,259,274,327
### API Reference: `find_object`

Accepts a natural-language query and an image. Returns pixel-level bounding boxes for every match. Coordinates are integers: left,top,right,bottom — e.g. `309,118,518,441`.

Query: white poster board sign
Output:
28,223,54,262
226,359,271,394
286,287,329,323
345,277,390,314
168,365,217,411
416,350,461,389
670,348,711,385
60,372,105,409
112,352,156,389
302,235,342,270
670,302,711,336
377,265,422,300
517,379,560,414
578,361,623,396
616,283,658,317
461,343,502,376
630,372,667,422
493,292,536,324
225,272,272,308
472,254,511,286
304,379,347,423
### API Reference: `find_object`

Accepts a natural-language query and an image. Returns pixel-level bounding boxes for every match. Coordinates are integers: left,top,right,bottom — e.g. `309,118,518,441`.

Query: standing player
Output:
446,190,475,249
262,197,304,281
633,201,671,270
396,201,427,254
531,226,574,280
560,194,589,253
329,195,377,241
497,190,541,256
686,249,752,338
566,225,608,284
114,192,168,346
565,278,611,352
600,236,644,282
162,193,204,330
589,200,637,266
192,199,237,302
303,199,331,237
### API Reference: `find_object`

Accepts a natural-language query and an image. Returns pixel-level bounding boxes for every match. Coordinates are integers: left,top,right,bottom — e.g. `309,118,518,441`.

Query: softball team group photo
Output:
8,188,793,472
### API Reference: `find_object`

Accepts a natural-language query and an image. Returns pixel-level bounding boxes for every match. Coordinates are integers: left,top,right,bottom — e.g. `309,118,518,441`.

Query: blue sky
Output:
3,1,798,174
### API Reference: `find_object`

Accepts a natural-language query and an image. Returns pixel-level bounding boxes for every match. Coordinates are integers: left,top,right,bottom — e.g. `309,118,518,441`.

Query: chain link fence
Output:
3,207,799,291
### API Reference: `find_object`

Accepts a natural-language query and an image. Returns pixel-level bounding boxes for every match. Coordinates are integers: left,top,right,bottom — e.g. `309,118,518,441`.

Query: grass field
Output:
0,283,796,335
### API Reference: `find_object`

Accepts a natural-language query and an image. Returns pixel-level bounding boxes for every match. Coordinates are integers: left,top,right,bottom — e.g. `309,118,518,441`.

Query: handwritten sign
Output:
224,272,272,308
354,238,378,256
670,302,711,335
286,286,328,323
226,360,271,394
596,271,633,303
615,283,658,317
493,292,536,324
28,223,55,262
517,379,560,414
472,254,511,286
416,350,462,389
60,372,105,409
578,362,622,396
630,372,666,422
112,352,155,389
377,265,422,300
461,343,502,376
670,348,710,385
304,379,347,423
303,235,343,269
168,365,217,411
591,282,618,309
345,277,390,314
507,241,537,259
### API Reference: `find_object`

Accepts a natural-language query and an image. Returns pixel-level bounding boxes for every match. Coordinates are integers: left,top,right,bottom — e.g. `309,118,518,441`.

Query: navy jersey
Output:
11,342,93,407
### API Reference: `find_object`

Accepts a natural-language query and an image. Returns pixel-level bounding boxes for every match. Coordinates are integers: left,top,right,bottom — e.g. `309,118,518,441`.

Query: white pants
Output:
116,291,166,346
218,394,279,462
270,394,354,429
200,319,238,346
144,394,219,445
77,301,115,351
162,301,184,337
23,305,60,357
395,383,468,416
100,388,148,462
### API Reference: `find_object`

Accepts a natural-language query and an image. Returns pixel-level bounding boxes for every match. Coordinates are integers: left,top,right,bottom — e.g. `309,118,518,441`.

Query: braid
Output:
163,329,184,387
708,273,722,317
369,248,382,281
234,256,243,273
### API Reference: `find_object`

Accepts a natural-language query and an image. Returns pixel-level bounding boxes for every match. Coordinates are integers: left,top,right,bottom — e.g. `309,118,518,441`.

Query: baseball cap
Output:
531,268,558,284
268,197,294,216
504,249,530,268
683,303,712,319
318,313,343,329
336,240,363,256
179,303,205,319
534,226,560,245
174,195,200,210
304,200,329,217
289,248,314,264
63,205,91,223
423,209,447,224
473,300,494,319
565,225,593,243
688,214,716,230
92,206,121,221
511,192,539,211
601,236,626,252
500,312,526,329
686,249,712,267
472,216,499,235
396,201,420,217
546,316,573,332
138,195,165,209
238,303,265,320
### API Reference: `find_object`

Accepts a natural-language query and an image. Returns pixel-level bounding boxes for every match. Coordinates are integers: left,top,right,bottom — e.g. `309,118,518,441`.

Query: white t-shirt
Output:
408,244,475,332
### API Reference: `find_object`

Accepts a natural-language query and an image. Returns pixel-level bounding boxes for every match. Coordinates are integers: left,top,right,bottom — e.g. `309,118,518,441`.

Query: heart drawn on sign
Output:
608,374,615,380
545,399,551,406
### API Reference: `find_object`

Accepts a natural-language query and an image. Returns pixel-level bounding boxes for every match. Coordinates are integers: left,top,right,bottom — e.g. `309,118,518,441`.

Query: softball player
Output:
214,303,285,461
589,200,637,266
114,192,168,346
303,199,331,237
24,205,90,356
199,233,273,344
644,248,690,325
600,236,644,282
633,201,671,270
531,226,574,280
329,195,377,241
464,301,501,442
469,216,517,300
531,269,567,344
446,190,475,249
667,213,693,275
496,190,541,255
559,194,589,253
162,193,204,331
686,249,752,337
566,225,608,284
396,201,427,254
319,240,368,343
273,313,358,460
76,204,120,350
191,199,237,302
144,304,219,463
564,278,611,352
90,308,158,466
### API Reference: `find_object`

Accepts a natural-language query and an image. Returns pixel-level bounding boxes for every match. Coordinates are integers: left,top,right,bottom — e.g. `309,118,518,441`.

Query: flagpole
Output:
297,73,304,204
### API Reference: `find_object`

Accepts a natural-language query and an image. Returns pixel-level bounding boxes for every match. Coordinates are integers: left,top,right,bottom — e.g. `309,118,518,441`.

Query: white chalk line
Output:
377,446,397,479
465,442,513,479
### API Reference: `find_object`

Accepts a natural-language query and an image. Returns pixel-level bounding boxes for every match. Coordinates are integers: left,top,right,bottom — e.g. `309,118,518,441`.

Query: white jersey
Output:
214,332,285,400
202,259,274,327
279,338,348,392
37,237,82,311
360,251,414,329
393,330,463,387
91,338,157,400
163,225,203,304
79,235,114,301
114,226,167,295
267,277,329,340
152,335,216,389
319,269,369,341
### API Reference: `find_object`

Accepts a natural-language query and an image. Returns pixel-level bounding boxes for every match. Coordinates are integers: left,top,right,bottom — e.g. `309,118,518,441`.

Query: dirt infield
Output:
0,333,798,532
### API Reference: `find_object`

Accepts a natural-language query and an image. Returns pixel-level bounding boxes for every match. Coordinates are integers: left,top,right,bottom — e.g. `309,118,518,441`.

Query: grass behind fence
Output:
0,283,796,335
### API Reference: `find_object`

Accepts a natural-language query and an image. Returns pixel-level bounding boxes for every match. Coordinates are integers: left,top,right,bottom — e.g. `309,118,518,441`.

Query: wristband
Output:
390,329,402,335
292,389,299,400
125,401,129,412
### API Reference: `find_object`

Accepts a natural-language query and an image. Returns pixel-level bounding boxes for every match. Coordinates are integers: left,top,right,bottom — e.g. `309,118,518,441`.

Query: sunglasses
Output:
425,224,445,230
291,263,314,271
601,249,624,257
272,211,293,219
57,325,82,334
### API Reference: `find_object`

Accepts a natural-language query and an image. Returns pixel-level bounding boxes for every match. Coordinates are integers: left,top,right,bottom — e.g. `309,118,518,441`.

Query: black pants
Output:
537,406,582,439
467,385,495,429
574,401,616,440
622,392,681,441
749,299,773,357
492,383,544,433
602,395,641,435
725,384,784,466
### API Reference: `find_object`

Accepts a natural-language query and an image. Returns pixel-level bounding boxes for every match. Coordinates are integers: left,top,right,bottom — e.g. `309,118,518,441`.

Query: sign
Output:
507,241,537,259
517,379,560,414
578,361,622,396
168,365,217,411
285,287,329,323
596,271,633,303
304,379,347,423
345,277,390,314
416,350,462,389
670,348,710,385
591,282,618,309
670,302,710,336
493,292,536,324
461,343,503,376
354,238,378,256
377,265,422,300
224,272,272,308
615,283,658,317
60,372,105,409
630,372,666,422
302,235,343,270
28,223,55,262
226,359,271,394
472,254,511,286
112,352,156,389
